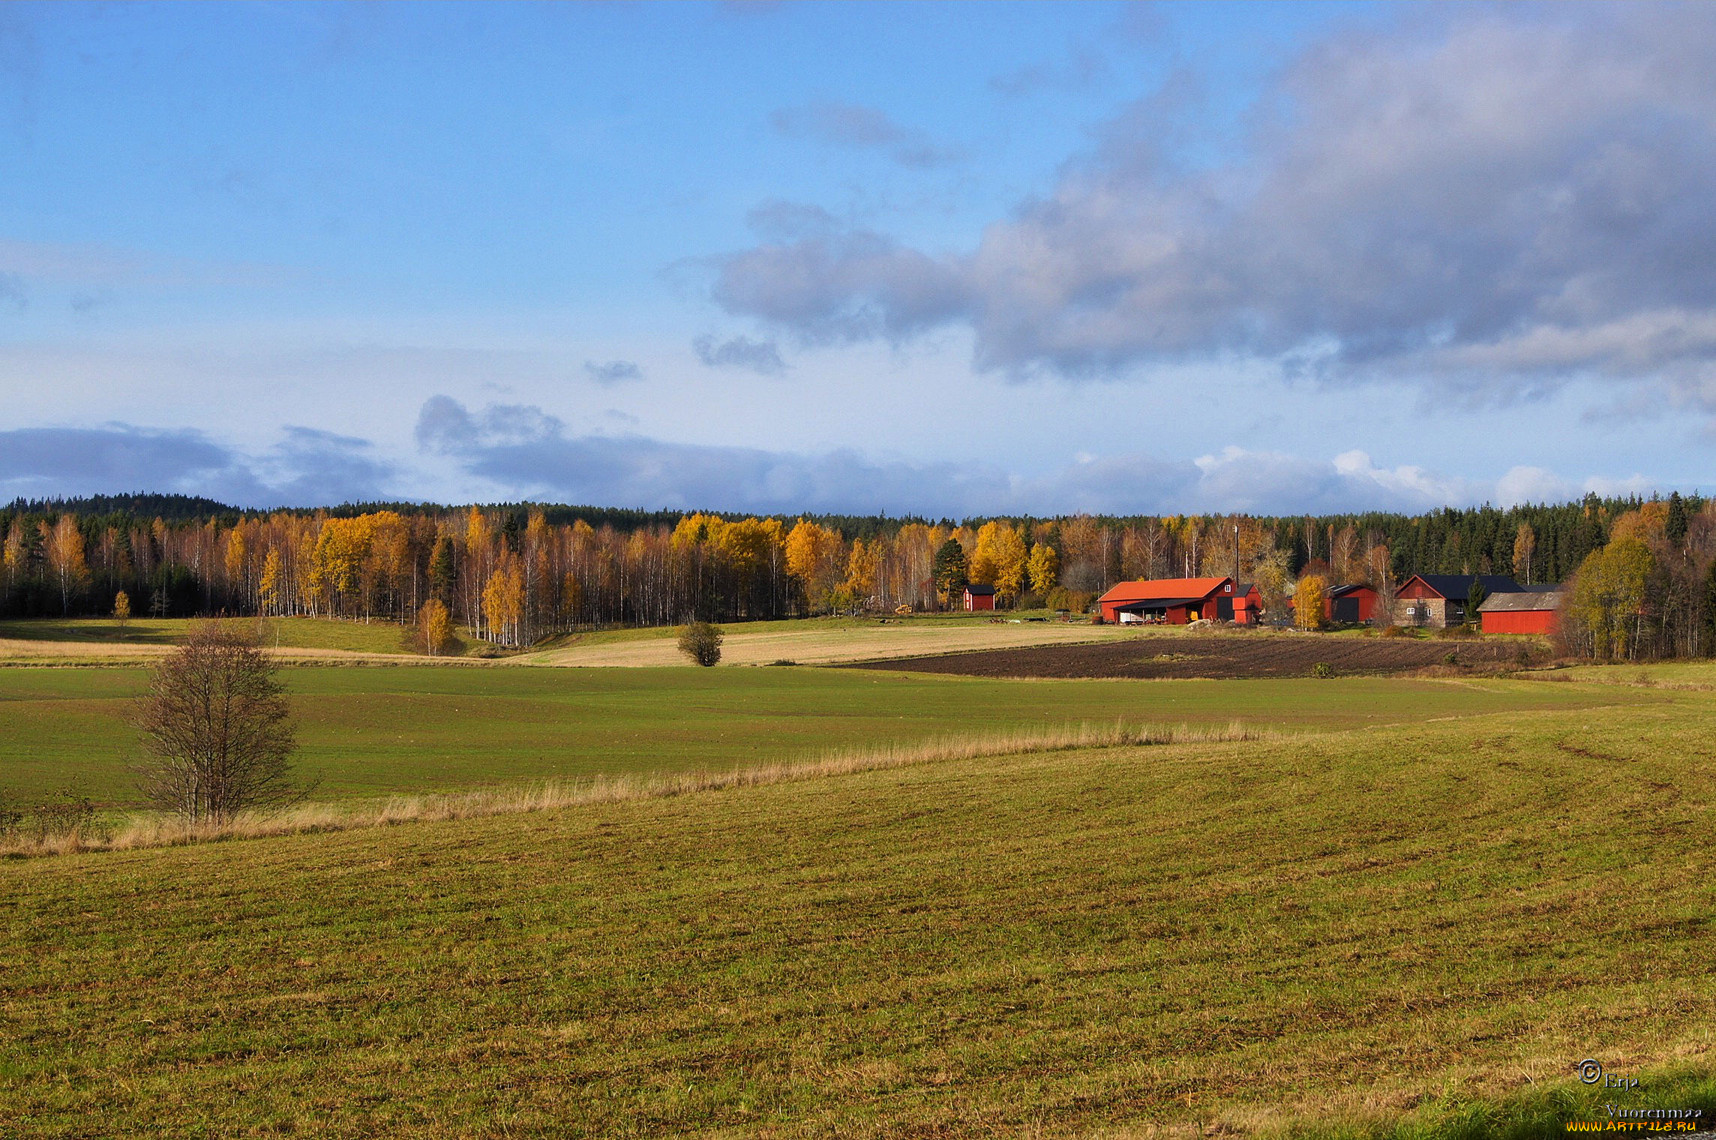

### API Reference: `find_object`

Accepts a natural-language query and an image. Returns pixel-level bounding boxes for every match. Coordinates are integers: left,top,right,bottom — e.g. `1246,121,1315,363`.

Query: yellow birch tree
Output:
1293,574,1328,630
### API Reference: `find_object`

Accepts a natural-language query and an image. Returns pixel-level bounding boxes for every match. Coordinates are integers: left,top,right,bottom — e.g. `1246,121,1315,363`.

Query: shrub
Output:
29,789,98,842
1045,587,1095,614
1312,662,1334,678
1381,624,1411,638
677,621,723,667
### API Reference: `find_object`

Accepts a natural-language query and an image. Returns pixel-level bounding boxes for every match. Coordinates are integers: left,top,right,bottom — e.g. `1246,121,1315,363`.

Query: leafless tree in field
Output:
133,622,303,824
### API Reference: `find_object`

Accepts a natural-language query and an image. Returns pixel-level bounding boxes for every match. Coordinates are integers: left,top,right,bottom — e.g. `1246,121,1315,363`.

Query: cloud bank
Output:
714,6,1716,407
0,424,396,508
0,402,1657,517
413,396,1645,517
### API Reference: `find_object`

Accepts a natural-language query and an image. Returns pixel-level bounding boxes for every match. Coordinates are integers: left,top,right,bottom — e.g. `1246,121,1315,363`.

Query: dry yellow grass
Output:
0,637,169,662
520,620,1134,667
0,720,1265,857
0,639,486,667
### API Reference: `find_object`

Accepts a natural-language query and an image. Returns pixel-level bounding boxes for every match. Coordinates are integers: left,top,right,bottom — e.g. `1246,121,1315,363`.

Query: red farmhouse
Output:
1477,590,1562,635
963,584,996,612
1097,577,1259,625
1397,574,1527,628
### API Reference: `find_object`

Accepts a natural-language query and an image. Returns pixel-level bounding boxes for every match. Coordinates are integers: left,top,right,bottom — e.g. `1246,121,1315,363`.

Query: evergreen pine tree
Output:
1667,491,1689,550
429,535,457,604
1466,576,1488,625
932,539,968,605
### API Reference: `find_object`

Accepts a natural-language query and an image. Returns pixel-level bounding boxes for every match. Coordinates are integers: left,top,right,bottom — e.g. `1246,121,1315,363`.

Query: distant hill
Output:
3,493,242,521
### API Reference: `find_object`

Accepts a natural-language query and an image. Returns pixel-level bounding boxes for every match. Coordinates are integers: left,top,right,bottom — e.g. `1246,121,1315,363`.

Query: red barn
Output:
963,584,995,611
1097,577,1250,625
1478,590,1562,635
1325,583,1379,624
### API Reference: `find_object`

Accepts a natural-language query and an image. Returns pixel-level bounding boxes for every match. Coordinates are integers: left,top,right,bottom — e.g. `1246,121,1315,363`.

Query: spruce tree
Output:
1466,576,1488,625
1667,491,1689,550
932,539,968,605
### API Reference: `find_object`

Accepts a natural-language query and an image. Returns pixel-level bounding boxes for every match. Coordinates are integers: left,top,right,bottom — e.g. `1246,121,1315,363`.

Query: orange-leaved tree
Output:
419,598,454,656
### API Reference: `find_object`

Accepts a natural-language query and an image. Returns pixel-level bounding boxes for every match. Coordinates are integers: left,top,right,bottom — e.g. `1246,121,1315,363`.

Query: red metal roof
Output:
1097,577,1231,604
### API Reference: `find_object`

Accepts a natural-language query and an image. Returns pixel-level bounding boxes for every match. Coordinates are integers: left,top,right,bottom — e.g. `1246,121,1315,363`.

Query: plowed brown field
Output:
846,630,1531,679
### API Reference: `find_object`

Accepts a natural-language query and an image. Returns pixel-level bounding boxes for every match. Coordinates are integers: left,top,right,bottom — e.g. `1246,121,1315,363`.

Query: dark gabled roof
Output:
1477,589,1564,613
1406,574,1526,600
964,583,996,595
1327,583,1375,599
1233,582,1257,597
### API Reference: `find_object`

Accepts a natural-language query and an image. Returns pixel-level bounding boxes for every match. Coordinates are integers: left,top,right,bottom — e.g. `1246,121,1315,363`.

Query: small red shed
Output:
1478,590,1562,635
1230,582,1262,625
963,584,996,612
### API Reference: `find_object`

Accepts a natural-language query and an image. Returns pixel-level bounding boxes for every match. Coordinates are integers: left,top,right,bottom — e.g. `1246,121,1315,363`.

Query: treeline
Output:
1,493,1710,657
1556,495,1716,661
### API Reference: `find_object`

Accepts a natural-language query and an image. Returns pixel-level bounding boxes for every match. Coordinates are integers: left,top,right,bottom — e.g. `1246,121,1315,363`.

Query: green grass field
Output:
0,615,428,656
3,682,1714,1136
0,664,1668,805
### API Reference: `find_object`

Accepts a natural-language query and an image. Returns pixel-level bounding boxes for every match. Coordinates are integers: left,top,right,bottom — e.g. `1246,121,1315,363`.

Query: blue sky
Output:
1,1,1710,515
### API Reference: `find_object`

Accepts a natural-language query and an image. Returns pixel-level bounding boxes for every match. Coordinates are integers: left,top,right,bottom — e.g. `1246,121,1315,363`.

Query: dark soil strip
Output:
843,633,1528,680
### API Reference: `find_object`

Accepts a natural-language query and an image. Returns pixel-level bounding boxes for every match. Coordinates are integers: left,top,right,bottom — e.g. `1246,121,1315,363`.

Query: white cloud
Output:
710,6,1716,411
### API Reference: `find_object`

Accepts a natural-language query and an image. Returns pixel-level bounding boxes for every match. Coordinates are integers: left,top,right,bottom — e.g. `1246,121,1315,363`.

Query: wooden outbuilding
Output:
1230,582,1262,625
963,584,996,612
1097,577,1256,625
1478,589,1562,635
1325,583,1379,624
1396,574,1527,628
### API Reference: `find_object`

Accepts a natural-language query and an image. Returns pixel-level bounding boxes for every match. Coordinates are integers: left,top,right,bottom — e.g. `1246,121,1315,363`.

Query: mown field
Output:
521,614,1123,667
3,682,1715,1136
0,663,1666,805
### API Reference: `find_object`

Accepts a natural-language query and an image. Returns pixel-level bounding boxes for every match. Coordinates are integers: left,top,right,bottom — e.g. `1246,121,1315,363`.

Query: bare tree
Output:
133,622,302,824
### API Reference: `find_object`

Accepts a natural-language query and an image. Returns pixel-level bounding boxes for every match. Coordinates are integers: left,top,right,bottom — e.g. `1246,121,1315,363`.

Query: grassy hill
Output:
4,684,1715,1136
0,616,436,661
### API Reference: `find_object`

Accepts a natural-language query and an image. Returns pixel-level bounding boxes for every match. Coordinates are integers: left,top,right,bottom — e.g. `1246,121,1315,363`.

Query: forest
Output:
2,491,1712,659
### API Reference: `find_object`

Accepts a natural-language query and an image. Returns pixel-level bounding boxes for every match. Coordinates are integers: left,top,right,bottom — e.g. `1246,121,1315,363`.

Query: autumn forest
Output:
3,491,1712,659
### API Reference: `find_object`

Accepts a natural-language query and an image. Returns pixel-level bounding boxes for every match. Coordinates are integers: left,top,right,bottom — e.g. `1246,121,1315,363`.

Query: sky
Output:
1,0,1712,517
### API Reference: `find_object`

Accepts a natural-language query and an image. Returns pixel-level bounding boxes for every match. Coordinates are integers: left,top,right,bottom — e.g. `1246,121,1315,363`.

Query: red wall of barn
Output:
1480,610,1556,634
1397,580,1439,600
965,592,994,611
1322,587,1377,622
